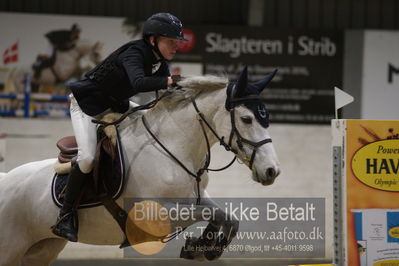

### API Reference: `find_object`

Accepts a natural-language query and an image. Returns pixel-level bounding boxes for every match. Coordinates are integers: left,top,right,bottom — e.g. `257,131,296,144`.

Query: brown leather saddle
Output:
51,131,125,209
52,131,167,248
57,135,77,164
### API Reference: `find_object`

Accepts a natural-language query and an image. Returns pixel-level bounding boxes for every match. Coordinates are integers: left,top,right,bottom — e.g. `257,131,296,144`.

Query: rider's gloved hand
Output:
171,75,181,86
168,75,183,90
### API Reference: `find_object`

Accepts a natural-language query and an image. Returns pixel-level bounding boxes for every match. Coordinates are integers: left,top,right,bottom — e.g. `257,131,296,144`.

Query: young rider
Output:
51,13,186,242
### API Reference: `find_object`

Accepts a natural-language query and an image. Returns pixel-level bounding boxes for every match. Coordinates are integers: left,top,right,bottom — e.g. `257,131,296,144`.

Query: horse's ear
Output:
250,69,278,93
226,66,249,110
235,65,249,97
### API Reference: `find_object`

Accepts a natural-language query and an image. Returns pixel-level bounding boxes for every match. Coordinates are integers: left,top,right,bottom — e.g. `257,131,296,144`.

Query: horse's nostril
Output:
266,168,276,179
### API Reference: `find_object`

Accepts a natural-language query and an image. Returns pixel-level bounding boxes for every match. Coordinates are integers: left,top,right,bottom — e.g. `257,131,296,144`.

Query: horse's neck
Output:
121,89,224,170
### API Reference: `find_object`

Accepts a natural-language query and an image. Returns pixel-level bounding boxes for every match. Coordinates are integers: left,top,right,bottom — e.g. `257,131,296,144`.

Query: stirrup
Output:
51,210,78,242
51,211,73,229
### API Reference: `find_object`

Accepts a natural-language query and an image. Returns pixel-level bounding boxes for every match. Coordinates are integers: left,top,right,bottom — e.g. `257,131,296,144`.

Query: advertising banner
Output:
176,27,343,124
0,12,132,117
0,13,343,123
0,12,205,117
0,12,131,90
333,119,399,266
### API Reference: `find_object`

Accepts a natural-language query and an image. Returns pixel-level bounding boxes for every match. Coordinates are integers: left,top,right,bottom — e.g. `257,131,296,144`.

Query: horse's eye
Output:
240,116,253,124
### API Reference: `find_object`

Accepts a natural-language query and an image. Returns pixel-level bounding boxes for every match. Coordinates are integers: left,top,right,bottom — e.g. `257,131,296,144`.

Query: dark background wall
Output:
1,0,398,29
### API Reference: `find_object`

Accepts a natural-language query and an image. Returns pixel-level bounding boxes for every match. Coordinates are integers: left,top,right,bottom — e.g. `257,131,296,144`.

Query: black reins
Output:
92,86,273,244
93,86,273,206
92,90,170,127
142,97,237,205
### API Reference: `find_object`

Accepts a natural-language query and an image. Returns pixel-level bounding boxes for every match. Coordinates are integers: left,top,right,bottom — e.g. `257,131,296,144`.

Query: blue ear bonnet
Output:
246,99,270,128
226,67,277,128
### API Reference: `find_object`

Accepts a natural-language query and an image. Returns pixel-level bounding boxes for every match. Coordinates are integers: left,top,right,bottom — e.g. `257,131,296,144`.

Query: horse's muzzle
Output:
259,167,280,186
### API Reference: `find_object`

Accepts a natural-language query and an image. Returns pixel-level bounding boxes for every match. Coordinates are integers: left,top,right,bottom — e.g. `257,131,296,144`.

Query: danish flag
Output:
3,42,18,64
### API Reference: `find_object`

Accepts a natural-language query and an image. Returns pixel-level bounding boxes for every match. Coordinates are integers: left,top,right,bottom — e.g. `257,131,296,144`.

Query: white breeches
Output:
69,95,139,173
69,95,107,174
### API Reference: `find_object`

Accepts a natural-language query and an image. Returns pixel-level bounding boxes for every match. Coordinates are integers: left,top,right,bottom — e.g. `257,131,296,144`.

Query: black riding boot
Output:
51,164,87,242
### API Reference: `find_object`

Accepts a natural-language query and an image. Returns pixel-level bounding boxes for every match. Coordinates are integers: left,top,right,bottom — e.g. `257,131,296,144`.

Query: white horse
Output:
5,39,102,93
0,68,280,265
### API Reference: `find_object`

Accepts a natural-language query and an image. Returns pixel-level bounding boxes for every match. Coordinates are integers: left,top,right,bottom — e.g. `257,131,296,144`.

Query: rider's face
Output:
152,36,179,61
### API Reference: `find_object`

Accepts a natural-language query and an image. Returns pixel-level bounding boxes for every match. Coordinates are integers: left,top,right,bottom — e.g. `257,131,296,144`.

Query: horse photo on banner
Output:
2,22,104,94
0,12,131,117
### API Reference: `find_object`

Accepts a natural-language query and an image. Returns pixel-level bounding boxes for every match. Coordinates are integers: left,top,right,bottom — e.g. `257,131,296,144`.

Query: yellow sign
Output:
352,139,399,192
345,120,399,266
373,260,399,266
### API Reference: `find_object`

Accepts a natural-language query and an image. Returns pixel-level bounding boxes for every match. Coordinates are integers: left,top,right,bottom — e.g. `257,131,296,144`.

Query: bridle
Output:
226,103,272,169
224,83,273,168
141,84,273,204
193,96,272,170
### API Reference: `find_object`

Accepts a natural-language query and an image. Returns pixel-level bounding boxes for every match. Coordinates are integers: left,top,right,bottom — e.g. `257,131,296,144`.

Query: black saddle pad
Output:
51,136,125,209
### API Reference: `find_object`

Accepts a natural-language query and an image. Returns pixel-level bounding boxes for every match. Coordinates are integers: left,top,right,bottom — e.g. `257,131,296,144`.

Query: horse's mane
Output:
120,75,228,133
161,75,228,108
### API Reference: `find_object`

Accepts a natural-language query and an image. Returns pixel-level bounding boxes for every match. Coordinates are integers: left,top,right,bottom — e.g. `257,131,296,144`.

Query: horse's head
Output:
215,66,280,186
73,39,103,64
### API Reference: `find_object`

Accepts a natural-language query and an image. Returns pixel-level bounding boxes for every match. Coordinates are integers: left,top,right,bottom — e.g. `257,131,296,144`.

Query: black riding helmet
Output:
143,13,186,60
143,13,186,40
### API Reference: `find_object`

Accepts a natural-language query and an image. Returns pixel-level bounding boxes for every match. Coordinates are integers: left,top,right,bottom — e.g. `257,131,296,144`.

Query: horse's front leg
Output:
199,198,239,261
204,215,240,260
177,197,239,261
